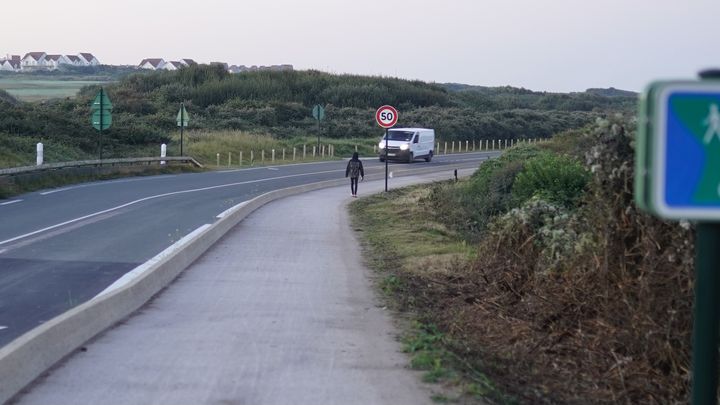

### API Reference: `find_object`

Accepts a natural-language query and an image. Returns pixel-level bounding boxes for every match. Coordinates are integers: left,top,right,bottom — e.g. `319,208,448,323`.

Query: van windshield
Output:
384,131,415,141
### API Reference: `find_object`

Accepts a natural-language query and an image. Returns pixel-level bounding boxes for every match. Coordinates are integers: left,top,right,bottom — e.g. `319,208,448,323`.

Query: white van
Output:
378,128,435,163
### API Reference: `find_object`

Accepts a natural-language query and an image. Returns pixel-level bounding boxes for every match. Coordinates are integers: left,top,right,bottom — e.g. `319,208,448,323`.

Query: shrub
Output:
511,151,590,208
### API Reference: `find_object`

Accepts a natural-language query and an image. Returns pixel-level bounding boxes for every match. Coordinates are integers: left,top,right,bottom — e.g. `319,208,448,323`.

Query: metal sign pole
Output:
692,69,720,405
180,103,184,156
384,128,388,192
692,223,720,405
99,89,103,162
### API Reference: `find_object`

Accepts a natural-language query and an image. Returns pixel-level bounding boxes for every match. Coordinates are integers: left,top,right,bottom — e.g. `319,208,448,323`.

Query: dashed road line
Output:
0,199,22,206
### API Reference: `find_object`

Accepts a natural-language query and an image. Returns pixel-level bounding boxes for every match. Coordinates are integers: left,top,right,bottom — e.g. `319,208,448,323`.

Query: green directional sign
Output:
177,104,189,127
91,89,112,111
312,104,325,121
90,88,112,131
92,110,112,129
90,88,112,160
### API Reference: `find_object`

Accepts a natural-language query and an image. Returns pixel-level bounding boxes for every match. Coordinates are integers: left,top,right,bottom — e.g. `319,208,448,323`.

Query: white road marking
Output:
0,168,341,247
0,326,7,331
0,199,22,206
267,168,279,171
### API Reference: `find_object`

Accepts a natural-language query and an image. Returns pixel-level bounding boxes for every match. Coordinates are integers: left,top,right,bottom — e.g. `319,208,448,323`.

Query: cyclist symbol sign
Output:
376,105,398,128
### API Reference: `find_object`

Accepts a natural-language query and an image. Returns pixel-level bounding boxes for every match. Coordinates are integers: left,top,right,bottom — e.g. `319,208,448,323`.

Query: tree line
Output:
0,65,636,158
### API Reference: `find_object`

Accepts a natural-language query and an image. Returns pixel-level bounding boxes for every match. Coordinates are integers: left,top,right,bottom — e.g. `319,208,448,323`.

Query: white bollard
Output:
216,153,219,166
250,150,254,165
451,141,455,153
160,144,166,165
303,144,307,159
239,151,243,166
313,146,316,157
262,150,265,162
293,147,296,161
444,142,447,154
465,140,469,152
272,149,275,163
36,142,43,166
228,152,232,167
282,148,285,161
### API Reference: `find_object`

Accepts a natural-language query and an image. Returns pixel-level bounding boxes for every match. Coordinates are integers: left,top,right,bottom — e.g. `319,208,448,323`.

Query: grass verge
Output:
349,184,515,404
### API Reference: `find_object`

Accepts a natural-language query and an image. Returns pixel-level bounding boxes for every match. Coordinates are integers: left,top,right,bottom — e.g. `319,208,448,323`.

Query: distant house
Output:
65,55,84,66
9,55,21,71
139,58,166,70
21,52,48,69
45,54,71,69
162,61,185,71
0,59,15,71
180,59,197,66
78,53,100,66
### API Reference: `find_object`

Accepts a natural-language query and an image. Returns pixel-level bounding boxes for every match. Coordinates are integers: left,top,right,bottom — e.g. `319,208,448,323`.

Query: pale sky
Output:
3,0,718,92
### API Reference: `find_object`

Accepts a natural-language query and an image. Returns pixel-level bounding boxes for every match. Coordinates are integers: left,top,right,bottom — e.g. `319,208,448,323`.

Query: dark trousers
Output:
350,177,359,195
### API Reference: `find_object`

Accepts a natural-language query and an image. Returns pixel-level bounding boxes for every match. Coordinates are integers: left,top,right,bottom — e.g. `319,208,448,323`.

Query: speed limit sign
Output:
375,105,399,128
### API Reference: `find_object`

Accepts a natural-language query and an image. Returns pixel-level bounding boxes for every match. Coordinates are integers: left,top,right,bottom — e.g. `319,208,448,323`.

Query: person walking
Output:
345,152,364,197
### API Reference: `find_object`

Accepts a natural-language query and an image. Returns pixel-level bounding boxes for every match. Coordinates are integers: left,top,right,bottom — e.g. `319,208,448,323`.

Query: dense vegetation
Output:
353,116,693,403
0,65,635,166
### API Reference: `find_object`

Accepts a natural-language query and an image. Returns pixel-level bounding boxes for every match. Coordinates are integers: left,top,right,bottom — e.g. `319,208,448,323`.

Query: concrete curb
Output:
0,161,483,404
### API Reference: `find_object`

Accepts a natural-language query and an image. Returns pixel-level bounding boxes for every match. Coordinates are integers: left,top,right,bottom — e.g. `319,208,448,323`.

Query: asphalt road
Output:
0,152,497,346
12,172,467,405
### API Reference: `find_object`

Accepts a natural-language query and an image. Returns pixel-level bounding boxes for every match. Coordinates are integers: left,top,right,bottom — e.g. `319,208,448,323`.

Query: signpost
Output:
90,88,112,160
376,105,399,192
177,103,190,156
636,71,720,405
312,104,325,152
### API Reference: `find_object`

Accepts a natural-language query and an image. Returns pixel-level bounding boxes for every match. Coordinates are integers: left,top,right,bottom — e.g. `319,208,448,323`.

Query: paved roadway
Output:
11,171,474,405
0,152,497,346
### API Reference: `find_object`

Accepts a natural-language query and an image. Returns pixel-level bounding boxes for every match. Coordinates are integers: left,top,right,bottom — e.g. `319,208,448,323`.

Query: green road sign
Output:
92,110,112,130
177,104,189,127
636,80,720,220
312,104,325,121
91,89,112,111
90,88,112,131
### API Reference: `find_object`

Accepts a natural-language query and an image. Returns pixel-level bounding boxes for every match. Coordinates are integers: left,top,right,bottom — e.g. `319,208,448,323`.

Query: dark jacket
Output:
346,155,364,178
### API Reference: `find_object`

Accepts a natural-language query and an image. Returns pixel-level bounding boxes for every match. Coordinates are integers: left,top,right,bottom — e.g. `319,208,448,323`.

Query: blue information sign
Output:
644,82,720,219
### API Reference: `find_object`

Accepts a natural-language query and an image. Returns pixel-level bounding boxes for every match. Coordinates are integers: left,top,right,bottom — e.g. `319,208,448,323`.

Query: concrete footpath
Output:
12,171,465,405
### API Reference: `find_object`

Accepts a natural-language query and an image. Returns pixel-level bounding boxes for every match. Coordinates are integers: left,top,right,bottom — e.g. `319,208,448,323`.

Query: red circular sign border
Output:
375,105,399,128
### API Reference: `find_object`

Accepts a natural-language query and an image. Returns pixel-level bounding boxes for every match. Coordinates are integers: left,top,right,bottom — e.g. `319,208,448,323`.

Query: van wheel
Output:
379,157,385,162
425,151,433,162
407,152,413,163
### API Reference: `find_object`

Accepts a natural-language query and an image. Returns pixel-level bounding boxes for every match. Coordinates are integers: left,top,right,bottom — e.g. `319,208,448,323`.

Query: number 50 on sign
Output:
376,105,398,128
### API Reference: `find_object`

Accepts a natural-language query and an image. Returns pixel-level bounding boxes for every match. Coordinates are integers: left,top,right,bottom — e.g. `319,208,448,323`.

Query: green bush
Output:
511,152,590,208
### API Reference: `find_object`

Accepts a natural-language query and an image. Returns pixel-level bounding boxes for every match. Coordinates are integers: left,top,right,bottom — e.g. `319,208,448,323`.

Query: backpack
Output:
348,161,361,178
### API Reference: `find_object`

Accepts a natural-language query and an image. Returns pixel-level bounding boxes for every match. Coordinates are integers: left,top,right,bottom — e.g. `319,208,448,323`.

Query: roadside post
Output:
375,105,398,192
90,88,112,161
312,104,325,153
635,70,720,405
36,143,43,166
177,103,189,156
